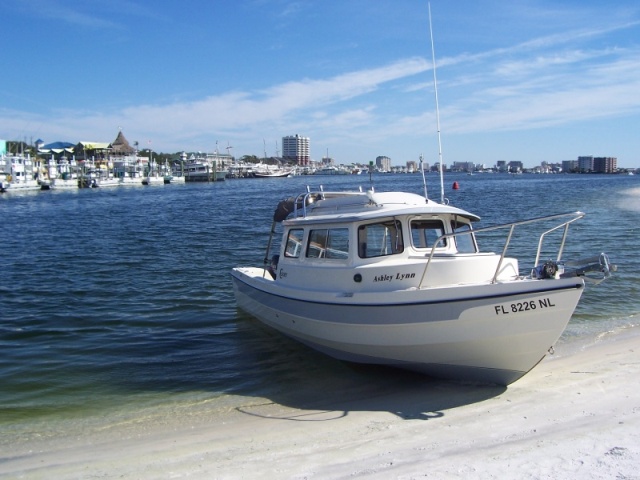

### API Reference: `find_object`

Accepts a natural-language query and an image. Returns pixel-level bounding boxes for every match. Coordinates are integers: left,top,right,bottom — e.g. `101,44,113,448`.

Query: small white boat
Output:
119,171,144,186
141,173,165,186
231,188,613,385
251,163,294,178
97,177,120,187
0,154,41,192
164,174,185,184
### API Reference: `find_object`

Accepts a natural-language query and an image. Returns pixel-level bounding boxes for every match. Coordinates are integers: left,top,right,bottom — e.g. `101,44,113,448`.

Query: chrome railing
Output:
419,211,587,286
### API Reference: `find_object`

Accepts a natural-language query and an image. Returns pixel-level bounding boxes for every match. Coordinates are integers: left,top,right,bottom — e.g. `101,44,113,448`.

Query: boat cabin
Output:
268,190,520,292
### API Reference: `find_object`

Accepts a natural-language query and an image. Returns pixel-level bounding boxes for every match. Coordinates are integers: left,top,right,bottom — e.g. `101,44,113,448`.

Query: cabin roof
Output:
281,190,480,225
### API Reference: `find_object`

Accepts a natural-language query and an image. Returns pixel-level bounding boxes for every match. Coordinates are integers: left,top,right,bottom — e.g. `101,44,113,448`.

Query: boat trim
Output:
232,272,584,312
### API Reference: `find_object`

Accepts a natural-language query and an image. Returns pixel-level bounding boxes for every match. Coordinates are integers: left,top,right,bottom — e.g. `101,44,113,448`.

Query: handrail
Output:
292,189,368,218
418,211,585,287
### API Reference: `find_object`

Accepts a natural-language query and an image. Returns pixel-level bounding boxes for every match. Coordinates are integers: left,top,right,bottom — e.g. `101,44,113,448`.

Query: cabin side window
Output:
358,220,404,258
410,220,446,249
306,228,350,259
452,221,477,253
285,228,304,258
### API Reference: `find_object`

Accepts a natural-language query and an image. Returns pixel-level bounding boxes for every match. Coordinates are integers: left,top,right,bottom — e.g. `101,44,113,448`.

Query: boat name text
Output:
373,272,416,282
494,298,556,315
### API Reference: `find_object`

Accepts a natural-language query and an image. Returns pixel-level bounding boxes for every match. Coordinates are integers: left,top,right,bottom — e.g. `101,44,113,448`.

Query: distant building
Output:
578,156,594,172
594,157,617,173
282,134,310,166
376,156,391,172
562,160,578,172
496,160,507,172
452,161,474,172
406,160,418,173
431,162,446,173
508,161,523,173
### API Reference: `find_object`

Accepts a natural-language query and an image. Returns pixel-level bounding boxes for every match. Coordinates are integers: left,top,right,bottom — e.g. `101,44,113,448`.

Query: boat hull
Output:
0,180,41,192
231,267,584,385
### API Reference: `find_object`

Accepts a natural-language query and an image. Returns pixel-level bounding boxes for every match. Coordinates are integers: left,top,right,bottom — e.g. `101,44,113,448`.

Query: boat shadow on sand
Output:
236,372,506,423
232,316,507,422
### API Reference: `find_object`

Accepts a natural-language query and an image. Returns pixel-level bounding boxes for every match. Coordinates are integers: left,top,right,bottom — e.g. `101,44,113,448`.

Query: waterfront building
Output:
376,155,391,172
282,134,310,166
452,161,475,173
508,161,524,173
562,160,578,172
578,156,594,173
594,157,617,173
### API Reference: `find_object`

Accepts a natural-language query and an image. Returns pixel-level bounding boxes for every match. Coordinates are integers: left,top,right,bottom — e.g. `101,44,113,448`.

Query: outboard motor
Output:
560,253,616,284
533,261,559,279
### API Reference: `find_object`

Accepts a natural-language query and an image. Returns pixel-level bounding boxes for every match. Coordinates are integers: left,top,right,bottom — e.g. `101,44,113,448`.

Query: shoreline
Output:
2,325,639,479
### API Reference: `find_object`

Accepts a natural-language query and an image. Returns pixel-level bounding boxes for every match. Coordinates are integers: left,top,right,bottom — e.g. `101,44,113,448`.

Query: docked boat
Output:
0,154,41,192
231,187,613,385
164,174,186,184
142,173,164,185
96,176,120,187
48,156,80,189
251,163,294,178
183,153,229,181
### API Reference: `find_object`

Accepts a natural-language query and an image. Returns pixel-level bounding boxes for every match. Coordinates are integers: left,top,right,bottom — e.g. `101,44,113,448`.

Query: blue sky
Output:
1,1,639,167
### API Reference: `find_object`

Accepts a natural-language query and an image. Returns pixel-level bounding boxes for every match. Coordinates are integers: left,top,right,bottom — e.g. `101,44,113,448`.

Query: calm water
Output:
1,173,638,439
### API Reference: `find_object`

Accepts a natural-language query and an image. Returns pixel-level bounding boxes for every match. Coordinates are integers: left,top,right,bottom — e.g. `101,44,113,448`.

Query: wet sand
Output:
2,326,639,479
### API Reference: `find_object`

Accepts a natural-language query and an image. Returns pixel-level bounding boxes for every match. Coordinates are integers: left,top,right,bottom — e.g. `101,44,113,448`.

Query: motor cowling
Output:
533,261,558,279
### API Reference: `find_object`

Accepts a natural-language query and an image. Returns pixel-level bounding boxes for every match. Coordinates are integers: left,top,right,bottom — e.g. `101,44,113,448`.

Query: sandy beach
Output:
2,325,639,479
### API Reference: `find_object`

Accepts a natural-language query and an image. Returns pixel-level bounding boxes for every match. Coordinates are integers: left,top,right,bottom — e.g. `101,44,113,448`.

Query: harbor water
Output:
1,173,638,444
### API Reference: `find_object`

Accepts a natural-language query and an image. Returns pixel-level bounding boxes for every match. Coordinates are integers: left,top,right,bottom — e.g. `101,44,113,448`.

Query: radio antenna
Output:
428,3,445,204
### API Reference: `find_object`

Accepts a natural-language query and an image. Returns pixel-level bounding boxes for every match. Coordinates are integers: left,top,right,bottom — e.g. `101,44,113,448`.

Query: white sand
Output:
2,327,639,479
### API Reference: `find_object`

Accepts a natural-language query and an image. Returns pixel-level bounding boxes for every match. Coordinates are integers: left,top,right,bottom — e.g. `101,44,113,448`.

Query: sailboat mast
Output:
428,2,445,204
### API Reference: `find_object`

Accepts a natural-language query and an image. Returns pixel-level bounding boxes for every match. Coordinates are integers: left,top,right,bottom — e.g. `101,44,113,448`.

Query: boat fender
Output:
534,261,558,279
267,254,280,280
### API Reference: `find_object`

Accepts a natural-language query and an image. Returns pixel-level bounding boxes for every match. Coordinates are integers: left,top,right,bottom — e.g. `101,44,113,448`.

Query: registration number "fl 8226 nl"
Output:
494,298,556,315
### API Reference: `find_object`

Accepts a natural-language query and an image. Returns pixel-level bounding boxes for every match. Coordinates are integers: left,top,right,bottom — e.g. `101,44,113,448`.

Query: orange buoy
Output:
452,181,459,190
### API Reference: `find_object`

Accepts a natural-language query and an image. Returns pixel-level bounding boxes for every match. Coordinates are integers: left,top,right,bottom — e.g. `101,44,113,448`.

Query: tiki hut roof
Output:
111,131,136,155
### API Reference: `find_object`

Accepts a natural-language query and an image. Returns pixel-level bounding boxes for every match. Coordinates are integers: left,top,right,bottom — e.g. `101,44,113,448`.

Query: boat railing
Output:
292,188,371,218
419,211,586,286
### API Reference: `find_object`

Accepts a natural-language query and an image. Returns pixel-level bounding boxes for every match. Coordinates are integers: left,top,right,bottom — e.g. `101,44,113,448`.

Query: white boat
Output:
49,156,80,189
119,173,144,186
0,154,41,192
164,174,185,184
231,188,613,385
142,173,165,185
97,176,120,187
312,166,347,175
251,163,294,178
183,153,229,181
114,155,145,186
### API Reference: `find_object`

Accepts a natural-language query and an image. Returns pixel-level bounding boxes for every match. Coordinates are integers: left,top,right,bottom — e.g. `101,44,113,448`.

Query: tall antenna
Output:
428,2,445,204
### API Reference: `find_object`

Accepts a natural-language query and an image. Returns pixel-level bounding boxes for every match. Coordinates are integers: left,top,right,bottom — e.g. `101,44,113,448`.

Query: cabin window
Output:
410,220,446,249
452,221,477,253
285,228,304,258
306,228,350,259
358,220,404,258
